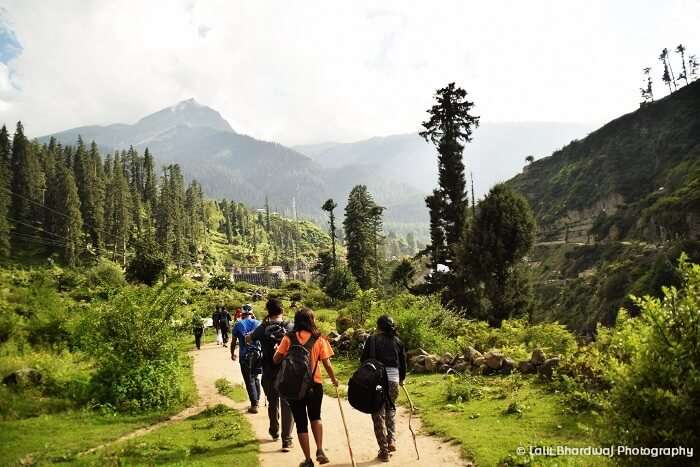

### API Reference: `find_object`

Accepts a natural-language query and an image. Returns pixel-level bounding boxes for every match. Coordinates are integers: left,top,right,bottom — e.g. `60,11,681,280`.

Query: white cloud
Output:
0,0,698,145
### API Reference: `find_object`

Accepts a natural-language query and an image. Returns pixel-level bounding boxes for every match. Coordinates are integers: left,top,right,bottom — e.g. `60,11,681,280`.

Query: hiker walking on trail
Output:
273,308,338,467
361,315,407,462
192,312,205,350
246,299,295,452
231,304,262,413
213,306,223,346
219,307,232,347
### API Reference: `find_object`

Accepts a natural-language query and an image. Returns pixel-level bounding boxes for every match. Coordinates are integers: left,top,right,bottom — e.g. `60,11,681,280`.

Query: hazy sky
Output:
0,0,698,145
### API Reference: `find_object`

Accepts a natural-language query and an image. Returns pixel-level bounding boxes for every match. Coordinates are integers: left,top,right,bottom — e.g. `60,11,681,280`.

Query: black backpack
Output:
274,333,319,400
242,344,262,373
266,322,289,347
348,335,392,414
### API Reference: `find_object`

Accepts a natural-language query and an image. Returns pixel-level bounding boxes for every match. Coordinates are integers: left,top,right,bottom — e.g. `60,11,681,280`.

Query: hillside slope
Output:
509,80,700,243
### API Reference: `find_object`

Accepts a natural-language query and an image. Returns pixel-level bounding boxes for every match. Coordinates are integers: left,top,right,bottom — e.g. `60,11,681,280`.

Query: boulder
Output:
453,361,470,372
3,368,43,388
473,356,486,367
517,360,536,374
500,357,516,375
438,364,451,373
531,348,546,366
441,352,454,365
424,355,438,372
538,357,560,380
464,346,483,364
484,351,504,370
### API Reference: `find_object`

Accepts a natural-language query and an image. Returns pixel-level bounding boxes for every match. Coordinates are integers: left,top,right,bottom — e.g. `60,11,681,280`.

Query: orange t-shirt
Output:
275,330,334,384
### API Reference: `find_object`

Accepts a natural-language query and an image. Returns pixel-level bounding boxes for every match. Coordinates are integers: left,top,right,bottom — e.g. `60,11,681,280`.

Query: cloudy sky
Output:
0,0,698,145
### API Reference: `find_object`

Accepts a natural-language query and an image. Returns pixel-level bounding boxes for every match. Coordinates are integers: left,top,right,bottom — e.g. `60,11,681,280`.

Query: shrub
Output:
208,273,234,290
324,266,359,302
233,281,256,293
86,260,126,289
604,255,700,466
126,243,167,286
302,287,331,309
82,284,186,411
284,280,305,291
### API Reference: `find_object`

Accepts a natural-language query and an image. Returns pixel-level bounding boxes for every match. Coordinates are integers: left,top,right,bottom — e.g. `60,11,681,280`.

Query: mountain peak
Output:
136,98,234,134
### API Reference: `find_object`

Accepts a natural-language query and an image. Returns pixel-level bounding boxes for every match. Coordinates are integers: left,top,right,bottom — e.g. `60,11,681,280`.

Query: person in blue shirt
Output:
231,304,262,413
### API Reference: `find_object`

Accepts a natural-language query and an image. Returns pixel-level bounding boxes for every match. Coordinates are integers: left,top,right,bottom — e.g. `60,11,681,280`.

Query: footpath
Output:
198,341,467,466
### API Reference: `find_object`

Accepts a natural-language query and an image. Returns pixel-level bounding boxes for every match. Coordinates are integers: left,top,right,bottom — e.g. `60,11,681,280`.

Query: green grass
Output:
215,378,248,403
0,410,174,465
0,336,199,465
407,373,609,466
71,404,258,466
328,357,608,467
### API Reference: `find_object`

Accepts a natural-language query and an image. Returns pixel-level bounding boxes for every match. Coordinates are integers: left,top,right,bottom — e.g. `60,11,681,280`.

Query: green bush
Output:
85,260,126,289
284,280,304,291
126,241,167,286
604,255,700,466
82,284,186,411
207,273,234,290
302,287,331,309
323,266,359,302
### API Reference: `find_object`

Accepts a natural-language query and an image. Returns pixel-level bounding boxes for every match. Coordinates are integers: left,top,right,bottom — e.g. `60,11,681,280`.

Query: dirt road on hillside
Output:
195,341,468,467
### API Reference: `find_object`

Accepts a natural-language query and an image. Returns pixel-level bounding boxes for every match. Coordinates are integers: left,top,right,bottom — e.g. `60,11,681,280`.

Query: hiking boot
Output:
282,440,293,452
316,449,330,464
247,405,258,414
299,459,314,467
388,442,397,452
378,449,390,462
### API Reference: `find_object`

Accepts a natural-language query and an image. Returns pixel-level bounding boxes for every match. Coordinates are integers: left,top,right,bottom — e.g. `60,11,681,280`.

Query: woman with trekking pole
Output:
273,308,339,467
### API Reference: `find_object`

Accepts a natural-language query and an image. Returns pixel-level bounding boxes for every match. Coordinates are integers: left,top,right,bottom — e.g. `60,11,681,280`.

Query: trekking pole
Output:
334,386,357,467
401,384,420,460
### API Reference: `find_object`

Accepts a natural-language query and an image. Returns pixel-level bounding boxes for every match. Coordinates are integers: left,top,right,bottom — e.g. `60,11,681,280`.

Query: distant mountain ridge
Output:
41,99,593,227
294,123,593,198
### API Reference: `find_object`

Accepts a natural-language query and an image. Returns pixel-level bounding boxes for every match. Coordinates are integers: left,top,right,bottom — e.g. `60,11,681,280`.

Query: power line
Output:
7,216,69,241
0,186,72,220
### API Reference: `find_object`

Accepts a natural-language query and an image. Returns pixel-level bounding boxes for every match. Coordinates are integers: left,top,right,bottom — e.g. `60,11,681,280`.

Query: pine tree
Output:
321,198,338,266
0,125,11,256
53,163,83,266
265,195,271,233
419,83,480,280
640,67,654,104
369,204,385,288
343,185,377,289
660,49,673,93
675,44,689,86
105,153,133,265
460,184,536,326
10,122,45,248
143,148,158,207
74,139,105,254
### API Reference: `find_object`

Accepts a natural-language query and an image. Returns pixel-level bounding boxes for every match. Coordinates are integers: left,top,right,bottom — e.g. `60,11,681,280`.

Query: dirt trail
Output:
199,341,468,467
81,340,469,466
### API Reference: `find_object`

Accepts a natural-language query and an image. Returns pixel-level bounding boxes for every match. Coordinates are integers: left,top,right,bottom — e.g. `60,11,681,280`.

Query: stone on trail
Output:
424,355,438,372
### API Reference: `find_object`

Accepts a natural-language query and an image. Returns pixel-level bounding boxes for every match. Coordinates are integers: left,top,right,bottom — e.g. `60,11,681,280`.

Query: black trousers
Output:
262,369,294,442
194,328,203,349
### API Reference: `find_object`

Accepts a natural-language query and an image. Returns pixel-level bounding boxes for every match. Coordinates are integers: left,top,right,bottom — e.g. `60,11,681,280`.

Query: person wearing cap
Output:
231,304,262,412
361,314,407,462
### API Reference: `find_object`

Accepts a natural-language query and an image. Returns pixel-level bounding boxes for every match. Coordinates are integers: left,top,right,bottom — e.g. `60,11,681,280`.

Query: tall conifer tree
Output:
0,125,11,256
10,122,44,248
